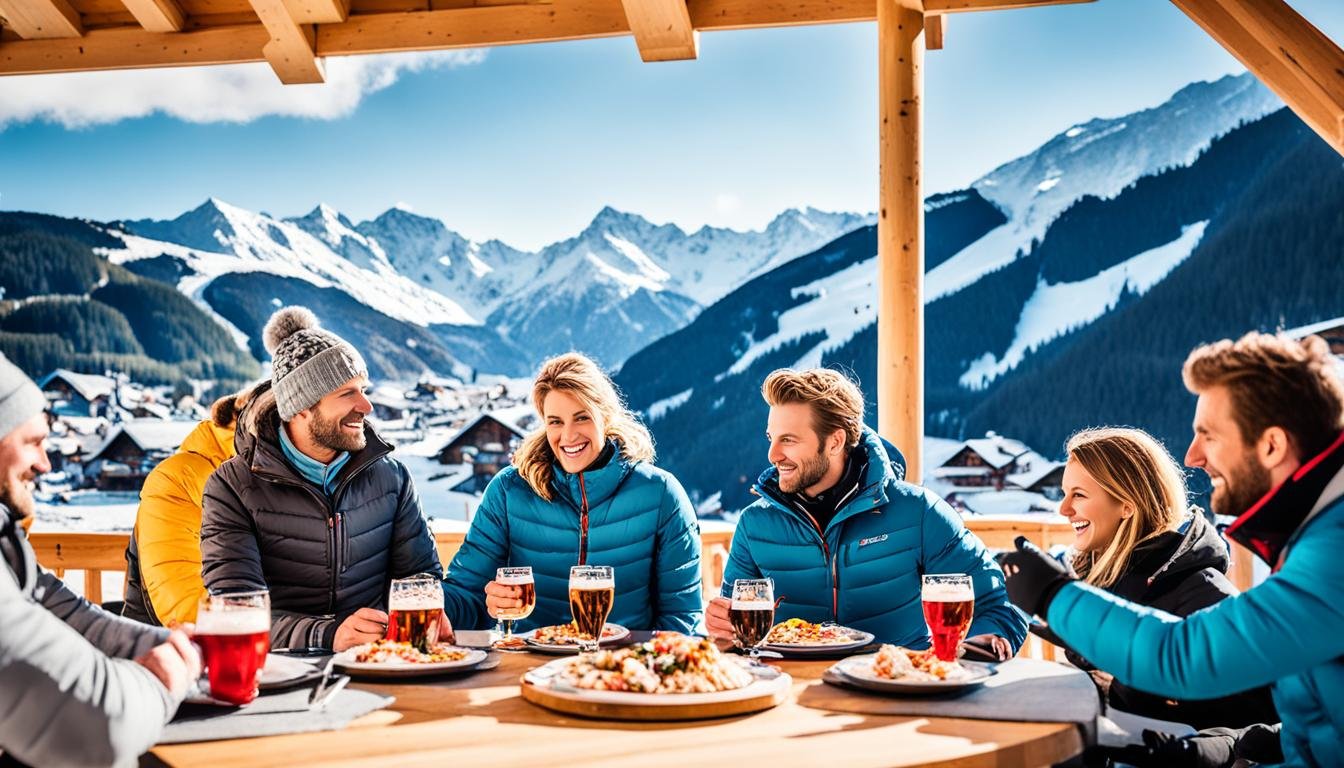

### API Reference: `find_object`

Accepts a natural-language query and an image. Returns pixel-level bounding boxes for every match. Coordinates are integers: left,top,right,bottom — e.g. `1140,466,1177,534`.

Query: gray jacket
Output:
200,407,441,649
0,504,177,768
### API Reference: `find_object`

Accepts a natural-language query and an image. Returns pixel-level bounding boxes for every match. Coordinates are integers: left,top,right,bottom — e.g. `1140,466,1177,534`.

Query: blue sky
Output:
1,0,1341,251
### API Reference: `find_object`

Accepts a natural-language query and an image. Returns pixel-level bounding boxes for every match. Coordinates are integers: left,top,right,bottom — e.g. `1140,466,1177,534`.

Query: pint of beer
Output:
492,566,536,648
196,590,271,706
921,574,975,662
568,565,615,653
385,573,444,652
729,578,775,656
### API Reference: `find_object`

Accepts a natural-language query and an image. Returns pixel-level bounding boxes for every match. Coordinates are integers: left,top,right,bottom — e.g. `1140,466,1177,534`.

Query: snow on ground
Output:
925,222,1038,302
646,388,692,422
726,256,877,376
960,221,1208,389
33,491,140,533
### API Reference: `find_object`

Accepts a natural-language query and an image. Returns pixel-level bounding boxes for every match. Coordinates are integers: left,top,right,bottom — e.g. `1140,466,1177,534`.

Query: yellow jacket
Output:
131,419,235,625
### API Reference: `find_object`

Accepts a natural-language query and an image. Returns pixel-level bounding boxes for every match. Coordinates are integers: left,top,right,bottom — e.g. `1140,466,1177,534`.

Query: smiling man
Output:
1002,333,1344,767
201,307,443,651
706,368,1026,657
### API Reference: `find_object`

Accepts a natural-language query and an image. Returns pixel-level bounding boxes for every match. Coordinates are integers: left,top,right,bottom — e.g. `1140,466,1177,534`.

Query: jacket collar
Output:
1120,511,1227,595
1225,430,1344,567
753,427,908,532
241,407,392,494
550,439,636,510
179,418,236,467
0,502,34,592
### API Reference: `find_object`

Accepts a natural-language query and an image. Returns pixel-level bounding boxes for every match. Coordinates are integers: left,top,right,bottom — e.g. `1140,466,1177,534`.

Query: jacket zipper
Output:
766,480,870,623
578,472,590,565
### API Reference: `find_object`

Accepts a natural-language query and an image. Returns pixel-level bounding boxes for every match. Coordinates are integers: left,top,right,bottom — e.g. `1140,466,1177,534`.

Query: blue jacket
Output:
723,428,1028,650
442,442,703,633
1046,462,1344,767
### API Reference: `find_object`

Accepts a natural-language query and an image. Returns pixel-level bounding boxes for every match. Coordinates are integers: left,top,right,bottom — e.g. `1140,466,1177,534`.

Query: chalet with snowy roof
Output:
1288,316,1344,356
38,370,116,418
85,419,197,491
436,413,525,469
932,432,1060,493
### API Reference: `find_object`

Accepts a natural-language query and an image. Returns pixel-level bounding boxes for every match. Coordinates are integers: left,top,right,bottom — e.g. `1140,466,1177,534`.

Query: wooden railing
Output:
26,518,1256,663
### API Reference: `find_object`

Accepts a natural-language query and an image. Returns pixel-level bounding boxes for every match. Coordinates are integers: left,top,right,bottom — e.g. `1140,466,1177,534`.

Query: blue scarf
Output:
279,422,351,495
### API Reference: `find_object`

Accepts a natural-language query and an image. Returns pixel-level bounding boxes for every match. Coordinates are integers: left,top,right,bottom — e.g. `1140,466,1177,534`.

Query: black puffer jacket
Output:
200,407,441,649
1042,512,1278,729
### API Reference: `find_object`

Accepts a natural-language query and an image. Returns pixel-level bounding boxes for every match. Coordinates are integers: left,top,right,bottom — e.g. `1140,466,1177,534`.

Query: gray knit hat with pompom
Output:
262,307,367,421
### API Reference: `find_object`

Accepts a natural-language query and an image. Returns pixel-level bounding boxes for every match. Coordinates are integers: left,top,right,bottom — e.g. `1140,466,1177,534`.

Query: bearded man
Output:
201,307,444,651
705,368,1025,658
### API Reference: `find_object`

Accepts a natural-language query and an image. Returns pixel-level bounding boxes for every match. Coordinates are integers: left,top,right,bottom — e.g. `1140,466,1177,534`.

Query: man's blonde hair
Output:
761,368,865,448
514,353,654,501
1065,427,1188,589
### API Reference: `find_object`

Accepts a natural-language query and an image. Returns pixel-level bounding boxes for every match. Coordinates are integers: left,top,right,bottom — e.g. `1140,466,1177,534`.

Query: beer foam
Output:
497,574,534,586
921,584,974,602
730,600,774,610
390,594,443,611
196,609,269,635
572,579,615,590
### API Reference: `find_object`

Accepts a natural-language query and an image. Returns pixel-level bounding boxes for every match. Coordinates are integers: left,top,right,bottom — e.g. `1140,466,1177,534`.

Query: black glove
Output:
999,536,1072,618
1104,728,1236,768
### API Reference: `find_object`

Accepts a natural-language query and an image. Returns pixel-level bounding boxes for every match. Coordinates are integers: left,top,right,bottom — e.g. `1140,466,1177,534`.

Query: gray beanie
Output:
0,353,46,441
263,307,367,421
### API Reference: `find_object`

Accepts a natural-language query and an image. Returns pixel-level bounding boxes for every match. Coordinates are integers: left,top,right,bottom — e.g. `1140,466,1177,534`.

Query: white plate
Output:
523,655,791,707
332,644,489,678
519,623,631,653
763,627,876,655
259,654,319,687
831,653,996,694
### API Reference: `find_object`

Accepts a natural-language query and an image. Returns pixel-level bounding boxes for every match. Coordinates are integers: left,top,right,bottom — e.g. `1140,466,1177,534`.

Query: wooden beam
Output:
924,0,1093,11
877,0,924,482
0,0,879,76
120,0,184,31
620,0,696,61
249,0,323,82
1172,0,1344,155
924,12,943,50
283,0,348,24
0,0,82,38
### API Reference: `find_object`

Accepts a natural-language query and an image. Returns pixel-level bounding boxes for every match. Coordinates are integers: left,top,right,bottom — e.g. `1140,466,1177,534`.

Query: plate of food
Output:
521,632,791,720
333,639,489,678
762,618,875,655
830,644,996,695
519,622,631,653
259,653,322,689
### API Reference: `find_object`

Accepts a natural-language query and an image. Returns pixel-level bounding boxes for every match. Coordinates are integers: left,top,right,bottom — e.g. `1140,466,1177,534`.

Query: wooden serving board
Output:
520,668,791,721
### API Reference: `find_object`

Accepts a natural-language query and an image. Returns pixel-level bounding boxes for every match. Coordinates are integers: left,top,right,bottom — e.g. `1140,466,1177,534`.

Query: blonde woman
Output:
441,353,702,633
1044,426,1275,729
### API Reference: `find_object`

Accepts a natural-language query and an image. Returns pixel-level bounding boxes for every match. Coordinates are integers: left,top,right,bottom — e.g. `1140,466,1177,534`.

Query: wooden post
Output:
878,1,925,483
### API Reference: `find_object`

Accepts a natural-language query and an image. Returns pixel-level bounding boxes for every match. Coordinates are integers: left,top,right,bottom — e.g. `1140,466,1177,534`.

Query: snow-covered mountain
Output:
614,75,1309,510
109,197,869,373
929,72,1281,301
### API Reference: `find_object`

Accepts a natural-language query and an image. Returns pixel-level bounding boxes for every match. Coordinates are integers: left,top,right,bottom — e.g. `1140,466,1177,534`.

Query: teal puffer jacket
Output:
442,442,703,633
1046,476,1344,767
722,428,1027,650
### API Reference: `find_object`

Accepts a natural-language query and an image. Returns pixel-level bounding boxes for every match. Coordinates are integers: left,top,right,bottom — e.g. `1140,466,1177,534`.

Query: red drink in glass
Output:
921,574,974,662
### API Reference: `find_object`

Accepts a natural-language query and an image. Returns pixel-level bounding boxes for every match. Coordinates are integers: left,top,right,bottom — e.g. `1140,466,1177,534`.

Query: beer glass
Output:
385,572,444,652
921,573,975,662
729,578,775,660
491,566,535,649
196,589,270,706
568,565,615,654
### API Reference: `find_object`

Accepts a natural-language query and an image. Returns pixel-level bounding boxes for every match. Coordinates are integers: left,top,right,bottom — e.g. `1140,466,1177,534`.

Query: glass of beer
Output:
491,566,536,650
730,578,775,660
196,589,270,706
568,565,615,654
385,572,444,653
921,573,975,662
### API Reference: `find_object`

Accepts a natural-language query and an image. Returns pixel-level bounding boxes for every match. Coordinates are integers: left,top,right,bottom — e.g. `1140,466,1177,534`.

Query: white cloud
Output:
0,48,487,129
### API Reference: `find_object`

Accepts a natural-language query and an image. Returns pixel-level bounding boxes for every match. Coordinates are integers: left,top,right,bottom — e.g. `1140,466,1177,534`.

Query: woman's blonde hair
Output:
513,353,654,500
1066,427,1188,589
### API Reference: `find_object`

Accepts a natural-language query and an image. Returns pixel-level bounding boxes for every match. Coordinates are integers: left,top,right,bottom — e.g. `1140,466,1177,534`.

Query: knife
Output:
310,674,350,712
307,654,339,708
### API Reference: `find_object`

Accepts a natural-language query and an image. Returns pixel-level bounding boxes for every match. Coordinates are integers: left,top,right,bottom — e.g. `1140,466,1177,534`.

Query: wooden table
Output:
149,653,1085,768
